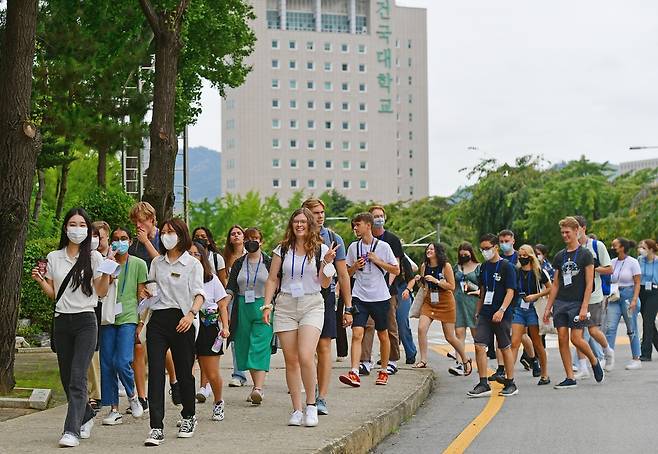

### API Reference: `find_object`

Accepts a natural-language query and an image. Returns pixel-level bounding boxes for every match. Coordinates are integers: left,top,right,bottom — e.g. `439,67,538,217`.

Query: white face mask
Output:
161,233,179,251
67,226,88,244
90,237,100,250
482,248,495,261
536,254,544,262
638,247,648,257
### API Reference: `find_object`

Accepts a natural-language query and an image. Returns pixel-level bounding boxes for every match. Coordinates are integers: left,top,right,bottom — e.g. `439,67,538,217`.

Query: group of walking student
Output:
30,200,658,447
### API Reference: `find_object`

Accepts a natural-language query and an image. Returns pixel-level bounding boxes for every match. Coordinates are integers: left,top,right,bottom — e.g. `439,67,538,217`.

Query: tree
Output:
0,0,40,394
138,0,255,222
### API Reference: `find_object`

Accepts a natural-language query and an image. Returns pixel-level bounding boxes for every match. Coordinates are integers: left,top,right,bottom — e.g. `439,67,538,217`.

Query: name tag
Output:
290,282,304,298
563,272,572,286
484,291,494,305
430,291,439,303
171,272,181,278
245,290,256,303
645,282,653,291
520,301,530,310
114,303,123,315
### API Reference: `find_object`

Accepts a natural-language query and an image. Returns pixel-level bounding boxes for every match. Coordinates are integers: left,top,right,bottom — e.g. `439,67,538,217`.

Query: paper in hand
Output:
97,259,120,276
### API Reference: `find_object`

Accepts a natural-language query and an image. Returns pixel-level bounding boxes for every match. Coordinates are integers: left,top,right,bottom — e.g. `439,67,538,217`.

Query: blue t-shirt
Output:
478,258,517,320
502,250,518,266
639,256,658,286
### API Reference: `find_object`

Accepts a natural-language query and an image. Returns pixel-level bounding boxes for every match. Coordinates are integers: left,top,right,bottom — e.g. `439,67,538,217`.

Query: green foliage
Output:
74,187,136,228
20,237,60,333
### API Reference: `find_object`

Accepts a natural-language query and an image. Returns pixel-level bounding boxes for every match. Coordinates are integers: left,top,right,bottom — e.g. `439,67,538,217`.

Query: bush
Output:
73,187,136,229
20,237,60,333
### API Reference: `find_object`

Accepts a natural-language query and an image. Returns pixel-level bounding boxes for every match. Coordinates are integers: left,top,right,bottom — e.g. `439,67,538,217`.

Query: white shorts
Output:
273,292,324,333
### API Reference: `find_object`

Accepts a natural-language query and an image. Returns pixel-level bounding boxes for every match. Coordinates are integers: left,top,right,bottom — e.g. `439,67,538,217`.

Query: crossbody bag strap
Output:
55,267,76,306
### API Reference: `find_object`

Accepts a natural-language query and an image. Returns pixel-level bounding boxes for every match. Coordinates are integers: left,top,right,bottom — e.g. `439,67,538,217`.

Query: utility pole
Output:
183,125,189,225
436,223,441,243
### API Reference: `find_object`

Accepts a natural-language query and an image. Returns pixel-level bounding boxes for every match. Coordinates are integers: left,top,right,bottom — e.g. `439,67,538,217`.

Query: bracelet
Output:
498,307,506,312
259,304,273,311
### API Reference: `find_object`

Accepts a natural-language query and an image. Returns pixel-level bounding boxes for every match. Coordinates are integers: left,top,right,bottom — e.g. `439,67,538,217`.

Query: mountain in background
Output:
189,146,221,202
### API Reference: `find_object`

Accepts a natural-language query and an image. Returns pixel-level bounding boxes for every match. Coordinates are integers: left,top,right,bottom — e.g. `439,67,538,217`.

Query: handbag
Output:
410,286,425,318
100,280,117,325
50,267,76,353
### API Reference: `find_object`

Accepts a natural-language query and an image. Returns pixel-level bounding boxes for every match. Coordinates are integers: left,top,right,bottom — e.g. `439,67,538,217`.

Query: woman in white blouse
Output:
263,208,337,428
143,218,205,446
31,208,110,448
605,237,642,371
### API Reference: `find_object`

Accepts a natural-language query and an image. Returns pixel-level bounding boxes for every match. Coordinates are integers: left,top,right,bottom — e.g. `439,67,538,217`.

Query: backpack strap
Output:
315,245,322,277
371,239,386,276
212,252,219,273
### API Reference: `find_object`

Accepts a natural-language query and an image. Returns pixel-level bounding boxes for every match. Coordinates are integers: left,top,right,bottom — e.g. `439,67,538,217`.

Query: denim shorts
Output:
474,315,512,350
512,305,539,326
553,299,587,329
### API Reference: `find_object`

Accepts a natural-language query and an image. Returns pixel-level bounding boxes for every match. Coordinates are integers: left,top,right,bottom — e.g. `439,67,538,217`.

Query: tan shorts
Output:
273,292,325,333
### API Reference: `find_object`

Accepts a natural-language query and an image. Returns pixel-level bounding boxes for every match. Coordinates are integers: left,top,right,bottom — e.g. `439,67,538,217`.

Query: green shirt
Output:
114,255,148,325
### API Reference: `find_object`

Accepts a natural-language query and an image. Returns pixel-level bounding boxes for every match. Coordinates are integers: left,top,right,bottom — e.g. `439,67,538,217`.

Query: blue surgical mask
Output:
112,240,130,255
373,218,385,228
500,243,513,254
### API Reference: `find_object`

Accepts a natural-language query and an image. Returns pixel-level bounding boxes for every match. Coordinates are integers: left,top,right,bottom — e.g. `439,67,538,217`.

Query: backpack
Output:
592,239,611,296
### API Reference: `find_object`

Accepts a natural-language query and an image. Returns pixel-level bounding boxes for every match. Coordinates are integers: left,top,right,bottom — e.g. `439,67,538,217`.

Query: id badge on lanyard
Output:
245,289,256,303
563,272,573,287
430,291,439,303
645,282,653,291
520,300,530,310
290,282,304,298
484,291,494,305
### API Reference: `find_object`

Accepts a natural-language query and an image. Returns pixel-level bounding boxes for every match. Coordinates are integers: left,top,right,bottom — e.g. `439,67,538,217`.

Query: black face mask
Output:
518,256,531,266
608,248,618,259
245,240,260,253
194,238,208,248
458,254,471,264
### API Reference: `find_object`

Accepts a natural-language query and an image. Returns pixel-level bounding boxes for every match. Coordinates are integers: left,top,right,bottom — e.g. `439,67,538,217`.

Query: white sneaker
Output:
574,368,590,380
59,433,79,447
228,377,245,387
196,386,210,403
604,349,615,371
118,382,127,398
129,395,144,418
599,358,606,370
288,410,303,426
80,418,94,439
625,359,642,370
304,405,319,427
448,362,464,376
336,356,347,362
102,410,123,426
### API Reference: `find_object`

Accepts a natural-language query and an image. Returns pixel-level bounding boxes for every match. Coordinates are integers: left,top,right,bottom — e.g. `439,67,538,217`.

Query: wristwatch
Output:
189,308,199,316
344,306,356,315
497,307,506,312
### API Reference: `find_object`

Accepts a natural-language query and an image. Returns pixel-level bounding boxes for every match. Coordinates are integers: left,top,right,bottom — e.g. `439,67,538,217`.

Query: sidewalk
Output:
0,350,433,454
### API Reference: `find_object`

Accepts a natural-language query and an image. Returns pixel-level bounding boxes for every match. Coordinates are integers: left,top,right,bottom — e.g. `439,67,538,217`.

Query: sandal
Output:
463,359,473,377
413,361,428,369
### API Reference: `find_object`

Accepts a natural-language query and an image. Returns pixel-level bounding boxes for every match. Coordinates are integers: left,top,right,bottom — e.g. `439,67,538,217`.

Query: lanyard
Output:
291,248,307,280
519,270,532,294
246,257,262,289
563,246,580,269
426,265,442,290
642,258,655,283
119,256,129,297
359,239,377,272
484,260,501,292
613,259,626,282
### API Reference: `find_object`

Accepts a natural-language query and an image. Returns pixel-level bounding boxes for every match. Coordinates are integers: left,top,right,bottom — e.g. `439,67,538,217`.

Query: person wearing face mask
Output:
451,242,481,375
638,239,658,360
226,228,273,405
99,227,148,426
534,244,555,280
143,218,206,446
192,226,226,283
31,208,111,447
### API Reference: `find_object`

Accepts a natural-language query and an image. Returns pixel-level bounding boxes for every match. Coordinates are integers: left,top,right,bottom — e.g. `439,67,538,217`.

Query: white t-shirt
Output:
586,238,611,304
346,238,398,302
274,244,330,295
149,251,206,313
202,274,227,311
208,251,226,274
611,256,641,287
46,249,104,313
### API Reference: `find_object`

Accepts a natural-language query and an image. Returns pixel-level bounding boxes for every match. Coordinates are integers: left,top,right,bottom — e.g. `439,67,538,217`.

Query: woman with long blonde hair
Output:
262,208,337,427
511,244,552,385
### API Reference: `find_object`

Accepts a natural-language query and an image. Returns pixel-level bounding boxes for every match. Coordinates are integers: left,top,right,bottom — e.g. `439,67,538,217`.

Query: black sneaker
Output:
358,363,370,376
145,428,164,446
466,383,491,398
488,369,505,382
537,377,551,386
170,382,182,406
553,378,577,389
499,381,518,396
639,356,652,362
140,397,149,414
592,361,605,383
532,359,541,377
520,352,531,371
177,415,197,438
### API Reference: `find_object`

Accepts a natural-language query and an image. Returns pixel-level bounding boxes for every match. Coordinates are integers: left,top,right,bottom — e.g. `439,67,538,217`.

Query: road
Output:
374,323,658,454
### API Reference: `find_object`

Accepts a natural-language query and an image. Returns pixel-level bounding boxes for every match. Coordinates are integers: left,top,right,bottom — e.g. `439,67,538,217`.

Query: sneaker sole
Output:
466,390,491,398
102,419,123,426
553,385,578,389
144,439,162,446
132,411,144,419
59,439,79,448
339,376,360,388
375,381,388,385
228,382,244,388
196,393,207,403
304,421,319,427
250,392,263,405
317,409,328,416
211,415,224,421
499,389,519,396
448,369,464,376
288,421,302,427
177,432,195,438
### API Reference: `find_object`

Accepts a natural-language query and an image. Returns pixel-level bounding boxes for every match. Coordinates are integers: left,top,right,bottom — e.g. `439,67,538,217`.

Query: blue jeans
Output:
100,323,137,406
605,286,641,358
228,300,247,383
395,283,417,359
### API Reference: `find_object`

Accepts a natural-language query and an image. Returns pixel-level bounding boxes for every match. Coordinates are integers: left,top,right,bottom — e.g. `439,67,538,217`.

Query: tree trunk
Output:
0,0,39,394
32,169,45,222
97,148,107,188
139,1,188,223
55,163,70,219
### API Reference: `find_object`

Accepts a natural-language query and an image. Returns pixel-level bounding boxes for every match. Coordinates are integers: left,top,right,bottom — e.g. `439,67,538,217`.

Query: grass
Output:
2,389,33,399
12,352,65,407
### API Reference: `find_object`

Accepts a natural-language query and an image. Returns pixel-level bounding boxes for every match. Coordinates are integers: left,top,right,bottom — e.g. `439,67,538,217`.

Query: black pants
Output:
54,312,97,437
146,309,196,429
640,288,658,358
335,297,349,357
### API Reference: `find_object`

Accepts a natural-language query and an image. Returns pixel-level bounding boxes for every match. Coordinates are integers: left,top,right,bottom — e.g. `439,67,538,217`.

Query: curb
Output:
316,369,435,454
15,347,52,354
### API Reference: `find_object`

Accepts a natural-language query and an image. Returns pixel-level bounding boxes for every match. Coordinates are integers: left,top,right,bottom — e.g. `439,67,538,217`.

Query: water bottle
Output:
573,312,591,323
211,333,223,353
625,300,634,336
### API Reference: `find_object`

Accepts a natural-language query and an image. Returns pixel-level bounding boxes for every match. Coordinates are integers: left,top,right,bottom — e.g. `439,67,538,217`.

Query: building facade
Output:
222,0,428,202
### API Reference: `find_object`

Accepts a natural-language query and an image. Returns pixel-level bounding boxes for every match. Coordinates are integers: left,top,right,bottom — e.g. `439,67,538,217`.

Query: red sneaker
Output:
339,371,361,387
375,370,388,385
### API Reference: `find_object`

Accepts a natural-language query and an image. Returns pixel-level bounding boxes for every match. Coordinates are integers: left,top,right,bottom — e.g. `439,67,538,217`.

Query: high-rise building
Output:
222,0,428,203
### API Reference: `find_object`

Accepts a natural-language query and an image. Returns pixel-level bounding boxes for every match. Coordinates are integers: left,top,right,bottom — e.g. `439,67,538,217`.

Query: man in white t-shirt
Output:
339,212,399,388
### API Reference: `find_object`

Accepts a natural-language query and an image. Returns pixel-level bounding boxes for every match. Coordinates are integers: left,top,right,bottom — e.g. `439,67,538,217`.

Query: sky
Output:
188,0,658,196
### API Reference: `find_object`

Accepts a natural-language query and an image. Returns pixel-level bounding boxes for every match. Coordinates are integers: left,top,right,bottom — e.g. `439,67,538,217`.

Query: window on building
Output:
325,180,333,189
408,39,412,49
307,100,315,110
307,139,316,149
307,119,315,129
272,59,279,69
408,57,412,67
325,140,333,150
359,122,367,131
341,43,348,52
290,139,298,149
308,179,316,188
358,63,366,73
409,131,413,140
324,81,332,91
341,82,349,91
341,102,349,111
289,60,297,70
324,42,332,52
273,178,280,188
272,119,280,129
289,40,297,50
395,39,400,48
306,41,314,51
342,160,350,170
409,186,414,196
359,102,367,112
409,113,413,122
272,39,279,49
359,161,367,170
360,180,367,190
359,141,367,151
324,62,332,71
408,76,412,86
324,101,332,110
291,179,298,188
226,119,235,129
308,159,316,168
290,159,298,168
307,80,315,90
325,120,332,130
289,99,297,109
409,150,414,159
272,158,280,168
289,79,297,90
409,168,413,177
359,83,366,92
325,160,333,169
409,94,413,103
342,141,350,151
272,78,279,88
289,119,298,129
341,121,349,130
358,44,366,54
306,61,315,71
272,138,280,148
272,99,279,108
341,63,348,72
342,180,350,189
